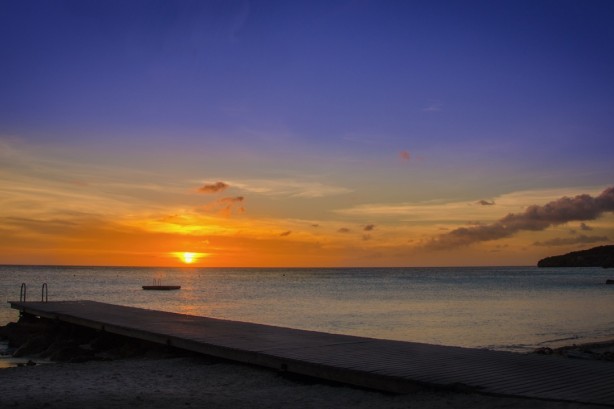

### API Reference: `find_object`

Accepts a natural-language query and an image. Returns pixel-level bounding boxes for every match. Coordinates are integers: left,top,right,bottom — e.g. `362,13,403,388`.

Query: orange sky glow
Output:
1,2,613,267
1,143,612,267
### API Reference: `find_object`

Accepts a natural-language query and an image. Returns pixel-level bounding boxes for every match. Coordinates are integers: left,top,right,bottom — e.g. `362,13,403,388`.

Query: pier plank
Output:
9,300,614,407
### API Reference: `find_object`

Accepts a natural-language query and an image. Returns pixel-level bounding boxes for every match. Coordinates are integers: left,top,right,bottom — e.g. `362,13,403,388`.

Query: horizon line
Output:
0,263,540,269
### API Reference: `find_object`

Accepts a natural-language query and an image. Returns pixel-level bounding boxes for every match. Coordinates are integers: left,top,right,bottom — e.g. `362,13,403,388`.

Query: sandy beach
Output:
0,354,601,409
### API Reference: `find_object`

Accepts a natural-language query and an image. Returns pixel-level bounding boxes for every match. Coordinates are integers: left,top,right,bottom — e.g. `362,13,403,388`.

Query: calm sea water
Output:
1,265,613,355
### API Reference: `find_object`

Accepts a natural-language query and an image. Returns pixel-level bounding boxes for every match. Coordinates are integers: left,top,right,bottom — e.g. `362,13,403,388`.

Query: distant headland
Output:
537,245,614,268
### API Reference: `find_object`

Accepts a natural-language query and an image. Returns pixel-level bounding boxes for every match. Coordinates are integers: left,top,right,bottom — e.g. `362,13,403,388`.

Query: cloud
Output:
198,182,229,194
477,200,495,206
228,179,351,198
280,231,292,237
534,235,610,247
426,187,614,250
336,187,607,219
338,228,351,234
1,216,81,235
204,196,245,216
399,150,410,161
363,224,375,231
580,222,593,231
219,196,244,204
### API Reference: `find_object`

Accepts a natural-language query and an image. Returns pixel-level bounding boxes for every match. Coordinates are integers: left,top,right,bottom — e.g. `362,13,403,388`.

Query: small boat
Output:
142,285,181,291
143,279,180,291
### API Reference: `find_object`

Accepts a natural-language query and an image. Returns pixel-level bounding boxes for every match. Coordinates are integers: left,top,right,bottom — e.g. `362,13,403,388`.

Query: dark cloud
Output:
580,222,593,231
311,224,320,228
426,187,614,250
363,224,375,231
219,196,243,203
338,228,351,233
222,196,245,214
198,182,229,194
203,196,245,216
477,200,495,206
280,231,292,237
534,235,610,247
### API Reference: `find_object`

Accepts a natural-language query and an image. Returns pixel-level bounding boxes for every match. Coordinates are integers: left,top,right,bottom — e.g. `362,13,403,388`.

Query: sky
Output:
1,0,613,267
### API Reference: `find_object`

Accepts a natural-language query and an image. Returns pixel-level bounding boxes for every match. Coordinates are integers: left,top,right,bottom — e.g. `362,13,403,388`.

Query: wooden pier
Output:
9,300,614,406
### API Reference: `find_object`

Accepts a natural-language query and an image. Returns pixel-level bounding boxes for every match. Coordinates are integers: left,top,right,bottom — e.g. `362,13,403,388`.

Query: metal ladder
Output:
19,283,48,302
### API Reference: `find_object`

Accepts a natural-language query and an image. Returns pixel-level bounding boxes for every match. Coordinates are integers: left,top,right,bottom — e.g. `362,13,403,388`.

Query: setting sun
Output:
181,252,196,263
171,252,206,264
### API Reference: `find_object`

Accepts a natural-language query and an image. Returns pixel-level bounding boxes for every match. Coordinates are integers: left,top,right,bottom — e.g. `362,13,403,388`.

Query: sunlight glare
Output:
181,252,196,264
170,251,209,265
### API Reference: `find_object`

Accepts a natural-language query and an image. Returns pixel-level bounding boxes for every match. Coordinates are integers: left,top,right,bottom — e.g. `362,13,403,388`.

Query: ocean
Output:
1,265,613,356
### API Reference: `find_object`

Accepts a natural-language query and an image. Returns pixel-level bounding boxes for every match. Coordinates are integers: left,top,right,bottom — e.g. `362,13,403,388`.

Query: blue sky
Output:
1,0,613,266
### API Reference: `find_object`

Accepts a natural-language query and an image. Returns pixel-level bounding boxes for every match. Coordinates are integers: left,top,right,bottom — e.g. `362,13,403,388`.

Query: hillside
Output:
537,245,614,268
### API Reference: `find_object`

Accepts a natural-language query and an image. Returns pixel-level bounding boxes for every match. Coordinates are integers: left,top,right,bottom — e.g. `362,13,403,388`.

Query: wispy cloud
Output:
228,178,352,198
534,235,610,247
580,222,593,231
426,187,614,250
198,181,229,194
335,187,609,222
280,231,292,237
335,199,499,222
363,224,375,231
338,227,351,233
1,216,82,236
203,196,246,216
219,196,244,204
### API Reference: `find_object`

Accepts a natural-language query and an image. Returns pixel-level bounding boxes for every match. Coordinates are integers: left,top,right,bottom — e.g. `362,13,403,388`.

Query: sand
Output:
0,355,600,409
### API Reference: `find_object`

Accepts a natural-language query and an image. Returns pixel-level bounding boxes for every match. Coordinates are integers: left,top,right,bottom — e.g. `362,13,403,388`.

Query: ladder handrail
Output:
20,283,26,302
18,283,49,302
41,283,48,302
